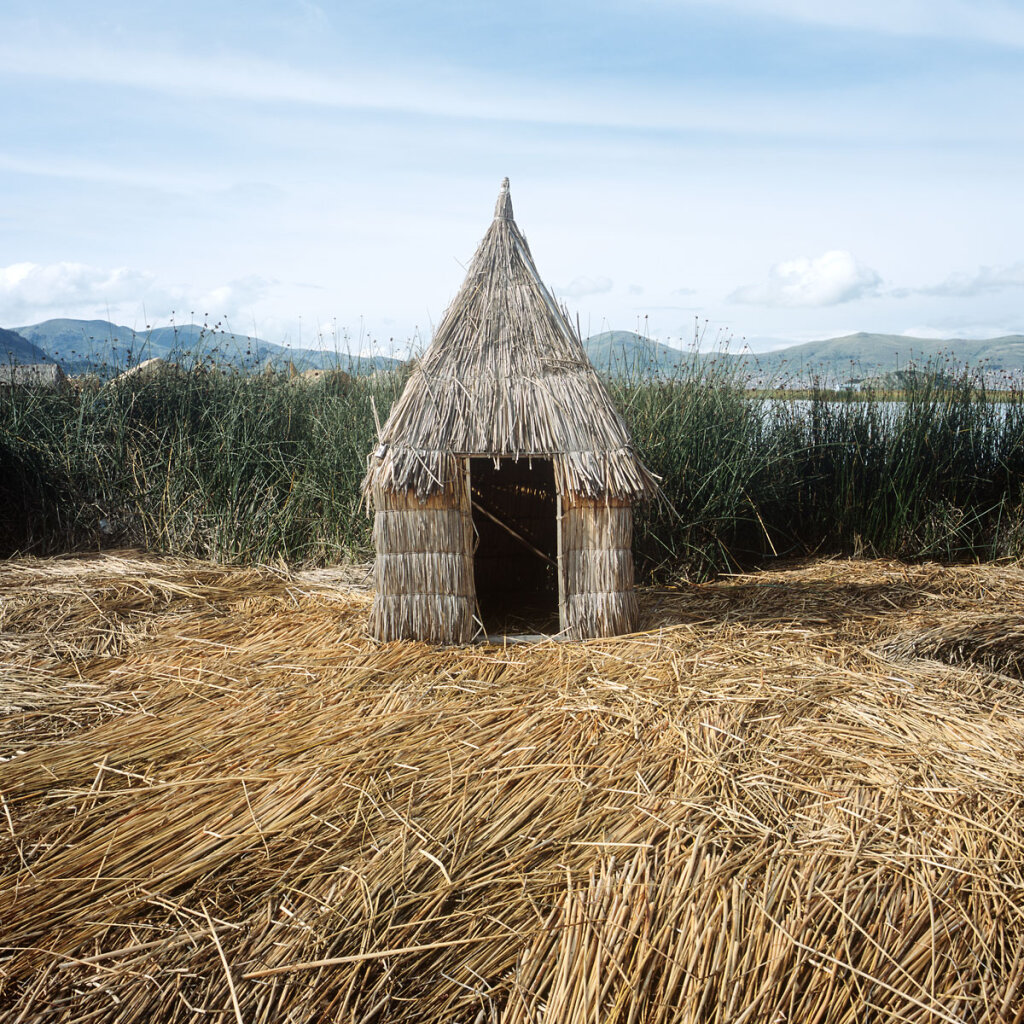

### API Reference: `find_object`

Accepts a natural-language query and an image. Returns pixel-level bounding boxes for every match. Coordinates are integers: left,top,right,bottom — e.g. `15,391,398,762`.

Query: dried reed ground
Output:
2,553,1024,1023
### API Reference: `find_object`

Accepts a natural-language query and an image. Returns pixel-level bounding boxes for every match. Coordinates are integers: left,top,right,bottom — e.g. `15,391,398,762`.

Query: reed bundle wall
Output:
368,481,474,643
562,495,637,639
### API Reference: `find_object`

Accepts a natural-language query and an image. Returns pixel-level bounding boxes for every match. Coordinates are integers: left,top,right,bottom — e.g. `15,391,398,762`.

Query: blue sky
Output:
2,0,1023,354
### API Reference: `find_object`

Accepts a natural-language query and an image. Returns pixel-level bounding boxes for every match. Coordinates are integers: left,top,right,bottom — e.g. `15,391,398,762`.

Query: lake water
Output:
757,398,1020,425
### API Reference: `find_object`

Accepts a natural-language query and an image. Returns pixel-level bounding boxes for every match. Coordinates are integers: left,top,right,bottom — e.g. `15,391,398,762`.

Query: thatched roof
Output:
108,357,182,387
364,179,659,500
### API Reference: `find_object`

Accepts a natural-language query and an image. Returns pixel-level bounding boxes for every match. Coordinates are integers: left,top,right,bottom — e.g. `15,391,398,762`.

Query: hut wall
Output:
368,476,475,643
561,494,638,640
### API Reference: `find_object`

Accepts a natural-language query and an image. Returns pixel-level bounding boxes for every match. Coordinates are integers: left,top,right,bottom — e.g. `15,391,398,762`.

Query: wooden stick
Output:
471,498,557,569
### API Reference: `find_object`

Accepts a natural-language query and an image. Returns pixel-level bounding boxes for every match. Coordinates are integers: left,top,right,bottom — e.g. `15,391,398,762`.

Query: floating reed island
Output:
364,178,659,644
4,552,1024,1022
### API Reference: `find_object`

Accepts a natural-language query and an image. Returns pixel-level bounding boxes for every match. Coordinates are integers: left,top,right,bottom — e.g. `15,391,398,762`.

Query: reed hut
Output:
364,178,659,643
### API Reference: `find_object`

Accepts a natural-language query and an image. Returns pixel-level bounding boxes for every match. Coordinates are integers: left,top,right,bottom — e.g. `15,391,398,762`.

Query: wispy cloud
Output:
656,0,1024,49
2,261,273,328
556,276,614,298
1,31,1015,146
728,251,882,307
2,262,158,324
0,153,228,193
893,262,1024,298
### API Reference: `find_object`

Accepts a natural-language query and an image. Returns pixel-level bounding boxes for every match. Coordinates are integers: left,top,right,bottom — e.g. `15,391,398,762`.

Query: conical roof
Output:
364,179,659,500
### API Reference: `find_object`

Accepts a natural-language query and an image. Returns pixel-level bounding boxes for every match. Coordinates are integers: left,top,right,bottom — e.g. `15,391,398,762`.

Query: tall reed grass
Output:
2,356,1022,575
0,365,405,564
618,362,1024,577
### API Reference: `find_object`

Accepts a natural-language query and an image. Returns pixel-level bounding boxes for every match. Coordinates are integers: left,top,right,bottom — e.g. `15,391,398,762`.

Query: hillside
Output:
10,320,1024,381
0,326,49,365
14,319,402,376
583,331,692,375
749,332,1024,379
584,330,1024,381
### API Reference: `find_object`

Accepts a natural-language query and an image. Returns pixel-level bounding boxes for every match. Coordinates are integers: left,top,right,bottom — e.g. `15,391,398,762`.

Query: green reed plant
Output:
784,371,1024,561
2,350,1023,575
610,355,790,579
616,360,1024,578
0,363,405,563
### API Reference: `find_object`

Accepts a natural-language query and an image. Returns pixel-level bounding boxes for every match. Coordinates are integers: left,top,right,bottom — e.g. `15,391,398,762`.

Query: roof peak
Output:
494,176,513,221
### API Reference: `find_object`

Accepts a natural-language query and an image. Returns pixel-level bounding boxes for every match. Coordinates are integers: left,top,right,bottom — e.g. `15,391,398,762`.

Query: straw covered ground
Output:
3,553,1024,1022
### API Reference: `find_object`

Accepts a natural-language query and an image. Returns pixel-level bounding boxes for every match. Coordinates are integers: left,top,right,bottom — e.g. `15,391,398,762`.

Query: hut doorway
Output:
469,458,560,634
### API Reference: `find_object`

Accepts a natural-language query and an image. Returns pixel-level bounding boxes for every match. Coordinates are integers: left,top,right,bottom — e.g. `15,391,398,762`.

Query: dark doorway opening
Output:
470,458,559,634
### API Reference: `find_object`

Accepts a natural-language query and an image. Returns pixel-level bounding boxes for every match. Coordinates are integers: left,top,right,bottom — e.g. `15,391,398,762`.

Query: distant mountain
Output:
584,330,757,376
584,330,1024,381
14,319,402,376
14,320,139,370
1,326,50,365
11,320,1023,382
746,332,1024,379
584,331,693,376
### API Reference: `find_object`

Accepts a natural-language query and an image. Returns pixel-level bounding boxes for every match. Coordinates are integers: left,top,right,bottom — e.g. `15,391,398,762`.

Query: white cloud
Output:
195,276,274,319
1,262,158,325
908,262,1024,298
1,261,273,329
900,326,954,340
728,250,882,307
556,276,614,298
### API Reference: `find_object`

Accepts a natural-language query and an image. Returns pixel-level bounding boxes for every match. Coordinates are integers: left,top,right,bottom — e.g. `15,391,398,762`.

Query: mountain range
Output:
584,330,1024,381
748,332,1024,379
1,326,49,365
5,319,1024,382
9,319,401,376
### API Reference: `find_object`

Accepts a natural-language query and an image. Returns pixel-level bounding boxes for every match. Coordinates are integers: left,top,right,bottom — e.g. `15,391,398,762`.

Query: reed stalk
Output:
2,353,1022,574
3,552,1024,1021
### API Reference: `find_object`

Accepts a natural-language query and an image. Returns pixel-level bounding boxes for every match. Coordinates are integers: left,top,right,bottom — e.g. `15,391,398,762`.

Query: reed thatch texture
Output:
879,611,1024,678
368,480,475,643
6,553,1024,1021
362,180,658,503
562,494,637,638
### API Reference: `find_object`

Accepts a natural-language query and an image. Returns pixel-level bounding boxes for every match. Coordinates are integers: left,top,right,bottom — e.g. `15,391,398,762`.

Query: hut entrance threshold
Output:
469,458,560,635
